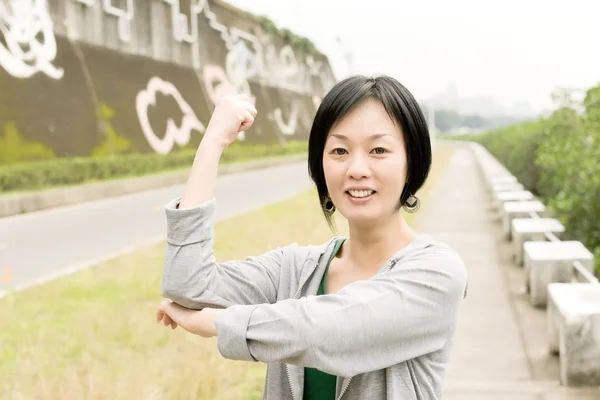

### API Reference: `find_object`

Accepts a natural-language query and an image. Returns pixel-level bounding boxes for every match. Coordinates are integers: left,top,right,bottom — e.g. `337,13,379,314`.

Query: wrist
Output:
202,308,225,338
198,136,227,154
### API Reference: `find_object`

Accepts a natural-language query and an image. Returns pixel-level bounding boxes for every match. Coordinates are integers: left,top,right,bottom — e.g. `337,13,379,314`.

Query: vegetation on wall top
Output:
258,17,318,55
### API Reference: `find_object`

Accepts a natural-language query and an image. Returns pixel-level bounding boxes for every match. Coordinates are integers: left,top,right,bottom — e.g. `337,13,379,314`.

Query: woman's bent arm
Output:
161,94,288,309
161,196,291,309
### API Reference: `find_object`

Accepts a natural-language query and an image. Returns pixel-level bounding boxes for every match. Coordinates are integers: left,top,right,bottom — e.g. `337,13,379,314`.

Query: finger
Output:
159,300,186,327
239,110,254,131
237,93,251,102
156,309,164,323
242,102,257,118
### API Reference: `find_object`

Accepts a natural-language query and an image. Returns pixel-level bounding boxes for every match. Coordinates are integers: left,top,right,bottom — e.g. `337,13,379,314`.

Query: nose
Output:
346,152,371,180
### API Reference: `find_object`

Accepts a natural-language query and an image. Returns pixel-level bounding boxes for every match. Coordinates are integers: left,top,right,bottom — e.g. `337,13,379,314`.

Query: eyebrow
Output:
330,133,392,140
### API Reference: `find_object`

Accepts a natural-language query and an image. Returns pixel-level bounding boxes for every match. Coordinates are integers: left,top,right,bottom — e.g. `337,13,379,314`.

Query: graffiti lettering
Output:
196,0,231,44
68,0,335,97
202,64,250,141
74,0,134,42
273,103,299,136
0,0,64,79
136,76,205,154
161,0,200,44
312,96,321,110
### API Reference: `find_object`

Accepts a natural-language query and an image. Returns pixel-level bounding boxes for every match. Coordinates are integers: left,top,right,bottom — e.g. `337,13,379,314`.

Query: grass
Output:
0,143,455,400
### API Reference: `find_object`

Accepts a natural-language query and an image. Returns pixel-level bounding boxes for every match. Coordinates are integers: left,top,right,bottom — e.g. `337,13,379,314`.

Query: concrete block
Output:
502,200,546,239
524,241,594,307
490,174,517,184
486,174,518,191
547,283,600,386
494,190,534,209
511,218,565,265
491,182,525,194
479,165,506,183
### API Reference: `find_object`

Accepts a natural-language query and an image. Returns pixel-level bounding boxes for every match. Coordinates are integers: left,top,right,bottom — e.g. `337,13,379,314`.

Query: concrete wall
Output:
0,0,336,159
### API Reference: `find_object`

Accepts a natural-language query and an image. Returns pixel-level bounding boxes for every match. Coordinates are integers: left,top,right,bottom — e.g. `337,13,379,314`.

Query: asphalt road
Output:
0,161,313,295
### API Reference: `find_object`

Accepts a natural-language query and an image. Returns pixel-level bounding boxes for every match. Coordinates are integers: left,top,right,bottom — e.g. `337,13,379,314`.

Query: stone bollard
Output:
487,174,518,191
501,200,546,240
494,190,534,210
511,218,565,265
547,283,600,386
491,182,525,194
524,241,594,307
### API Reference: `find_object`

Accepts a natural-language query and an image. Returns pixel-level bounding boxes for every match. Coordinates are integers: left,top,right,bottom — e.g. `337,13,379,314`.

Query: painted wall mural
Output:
0,0,337,160
136,76,205,155
0,0,64,79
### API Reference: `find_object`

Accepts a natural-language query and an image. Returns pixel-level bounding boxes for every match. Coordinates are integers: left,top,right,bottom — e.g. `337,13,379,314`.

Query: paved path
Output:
414,143,597,399
0,161,312,295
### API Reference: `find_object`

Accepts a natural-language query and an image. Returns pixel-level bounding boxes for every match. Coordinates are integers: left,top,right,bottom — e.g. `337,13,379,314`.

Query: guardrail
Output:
468,141,600,388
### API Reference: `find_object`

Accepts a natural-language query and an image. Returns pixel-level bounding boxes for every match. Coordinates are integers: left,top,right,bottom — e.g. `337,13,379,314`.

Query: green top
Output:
303,238,345,400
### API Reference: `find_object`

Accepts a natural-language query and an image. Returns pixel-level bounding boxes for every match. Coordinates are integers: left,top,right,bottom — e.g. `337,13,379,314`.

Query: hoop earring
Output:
322,195,336,214
402,195,420,213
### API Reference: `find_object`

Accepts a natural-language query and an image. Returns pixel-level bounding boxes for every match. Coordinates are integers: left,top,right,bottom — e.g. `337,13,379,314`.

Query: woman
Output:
156,74,468,400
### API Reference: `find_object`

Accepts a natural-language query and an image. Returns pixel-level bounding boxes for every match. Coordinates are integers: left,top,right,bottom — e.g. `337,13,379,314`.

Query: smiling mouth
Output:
347,189,375,198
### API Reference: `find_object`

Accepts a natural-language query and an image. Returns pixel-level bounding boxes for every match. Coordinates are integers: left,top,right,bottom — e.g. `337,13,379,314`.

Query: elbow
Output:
160,248,215,309
160,281,205,310
160,263,210,310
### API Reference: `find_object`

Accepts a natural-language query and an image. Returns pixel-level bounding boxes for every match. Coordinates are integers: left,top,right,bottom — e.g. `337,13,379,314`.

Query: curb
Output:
0,153,307,218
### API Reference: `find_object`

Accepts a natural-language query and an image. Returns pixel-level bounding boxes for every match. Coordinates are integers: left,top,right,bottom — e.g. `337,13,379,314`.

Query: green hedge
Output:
0,141,307,193
452,84,600,275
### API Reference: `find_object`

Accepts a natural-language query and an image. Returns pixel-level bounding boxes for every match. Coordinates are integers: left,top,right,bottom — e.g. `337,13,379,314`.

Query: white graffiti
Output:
161,0,200,44
0,0,64,79
74,0,134,42
312,95,322,110
135,76,205,155
196,0,261,103
200,3,332,97
68,0,336,96
225,48,254,102
305,55,321,76
273,103,299,136
196,0,306,138
202,64,247,140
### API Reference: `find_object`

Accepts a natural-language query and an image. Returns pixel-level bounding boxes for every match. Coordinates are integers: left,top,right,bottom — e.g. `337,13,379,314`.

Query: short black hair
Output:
307,74,432,227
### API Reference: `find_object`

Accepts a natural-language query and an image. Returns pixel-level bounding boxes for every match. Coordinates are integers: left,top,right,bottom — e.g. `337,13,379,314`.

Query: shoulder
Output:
270,236,340,263
393,236,468,296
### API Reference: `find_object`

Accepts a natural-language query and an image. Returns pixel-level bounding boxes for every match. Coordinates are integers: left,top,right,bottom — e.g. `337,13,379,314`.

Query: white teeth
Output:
348,190,374,198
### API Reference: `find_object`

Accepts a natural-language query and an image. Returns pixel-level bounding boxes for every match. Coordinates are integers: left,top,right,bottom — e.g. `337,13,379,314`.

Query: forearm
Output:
213,254,467,376
178,138,224,209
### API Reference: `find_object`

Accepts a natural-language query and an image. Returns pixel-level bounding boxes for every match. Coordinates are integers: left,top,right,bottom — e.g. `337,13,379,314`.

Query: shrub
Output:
0,141,307,193
451,84,600,275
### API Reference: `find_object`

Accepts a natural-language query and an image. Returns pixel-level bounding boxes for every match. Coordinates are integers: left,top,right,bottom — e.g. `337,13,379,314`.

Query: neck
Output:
344,212,417,273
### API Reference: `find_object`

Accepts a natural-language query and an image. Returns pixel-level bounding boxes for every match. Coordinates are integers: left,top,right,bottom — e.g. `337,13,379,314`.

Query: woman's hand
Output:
156,300,225,338
202,93,257,150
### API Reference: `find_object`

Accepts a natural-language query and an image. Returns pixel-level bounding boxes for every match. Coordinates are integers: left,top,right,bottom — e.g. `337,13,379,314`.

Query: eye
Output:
331,148,348,155
371,147,388,155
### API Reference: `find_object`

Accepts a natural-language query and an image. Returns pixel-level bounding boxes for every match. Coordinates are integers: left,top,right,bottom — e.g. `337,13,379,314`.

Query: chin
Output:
339,209,381,224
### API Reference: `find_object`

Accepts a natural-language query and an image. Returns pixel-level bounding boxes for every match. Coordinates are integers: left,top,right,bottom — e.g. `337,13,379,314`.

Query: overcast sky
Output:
225,0,600,114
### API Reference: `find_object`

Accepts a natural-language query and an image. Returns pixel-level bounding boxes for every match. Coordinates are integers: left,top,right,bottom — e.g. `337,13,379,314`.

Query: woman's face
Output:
322,98,409,224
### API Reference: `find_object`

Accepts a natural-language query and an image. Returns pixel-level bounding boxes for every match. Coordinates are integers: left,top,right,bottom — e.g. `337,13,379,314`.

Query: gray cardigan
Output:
161,197,468,400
